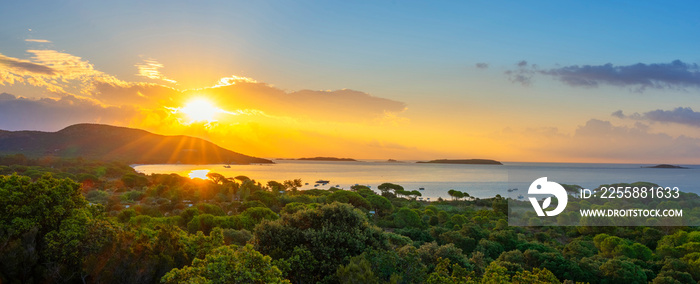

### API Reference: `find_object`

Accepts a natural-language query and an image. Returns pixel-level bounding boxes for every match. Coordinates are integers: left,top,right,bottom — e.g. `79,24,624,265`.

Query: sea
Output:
133,160,700,200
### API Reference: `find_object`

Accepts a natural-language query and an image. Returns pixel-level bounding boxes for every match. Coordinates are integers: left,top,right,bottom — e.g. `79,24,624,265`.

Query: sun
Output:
179,98,223,123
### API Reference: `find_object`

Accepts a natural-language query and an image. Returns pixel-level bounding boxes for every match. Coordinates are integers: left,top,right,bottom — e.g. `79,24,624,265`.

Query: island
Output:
280,157,358,162
416,159,503,165
643,164,688,169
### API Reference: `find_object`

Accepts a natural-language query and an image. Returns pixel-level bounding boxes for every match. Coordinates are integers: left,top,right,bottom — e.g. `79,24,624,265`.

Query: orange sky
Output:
2,2,700,164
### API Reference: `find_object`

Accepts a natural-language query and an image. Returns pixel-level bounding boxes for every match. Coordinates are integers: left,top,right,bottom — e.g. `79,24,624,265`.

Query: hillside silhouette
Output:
0,124,272,164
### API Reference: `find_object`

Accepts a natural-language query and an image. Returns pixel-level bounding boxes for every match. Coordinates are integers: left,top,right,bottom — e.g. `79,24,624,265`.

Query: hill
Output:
0,124,272,164
416,159,502,165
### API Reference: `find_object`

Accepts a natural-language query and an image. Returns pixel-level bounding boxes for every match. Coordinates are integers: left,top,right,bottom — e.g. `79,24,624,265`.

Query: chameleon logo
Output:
528,177,568,217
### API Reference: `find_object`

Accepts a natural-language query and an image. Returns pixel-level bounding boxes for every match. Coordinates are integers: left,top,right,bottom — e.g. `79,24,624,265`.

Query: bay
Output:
133,160,700,200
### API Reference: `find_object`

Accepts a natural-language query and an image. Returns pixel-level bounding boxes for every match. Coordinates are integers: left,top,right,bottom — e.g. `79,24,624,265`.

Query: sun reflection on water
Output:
188,169,210,180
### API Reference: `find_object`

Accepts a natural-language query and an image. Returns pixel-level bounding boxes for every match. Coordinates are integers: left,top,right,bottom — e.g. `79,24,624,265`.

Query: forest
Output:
1,153,699,284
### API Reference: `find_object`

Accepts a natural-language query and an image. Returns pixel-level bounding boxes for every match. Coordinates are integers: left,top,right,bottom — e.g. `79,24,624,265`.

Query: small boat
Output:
305,183,309,185
316,180,330,184
419,187,425,190
518,195,524,199
223,165,231,168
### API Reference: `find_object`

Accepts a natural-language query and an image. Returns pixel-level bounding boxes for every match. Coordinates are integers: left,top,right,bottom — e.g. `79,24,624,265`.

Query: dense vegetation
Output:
1,154,699,283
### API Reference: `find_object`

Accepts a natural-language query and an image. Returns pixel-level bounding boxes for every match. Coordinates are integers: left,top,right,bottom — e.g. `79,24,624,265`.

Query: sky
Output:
1,1,700,163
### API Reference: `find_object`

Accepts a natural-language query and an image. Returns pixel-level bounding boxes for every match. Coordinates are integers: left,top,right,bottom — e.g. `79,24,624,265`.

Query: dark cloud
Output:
0,93,136,131
0,55,56,75
475,63,489,69
509,60,700,91
614,107,700,128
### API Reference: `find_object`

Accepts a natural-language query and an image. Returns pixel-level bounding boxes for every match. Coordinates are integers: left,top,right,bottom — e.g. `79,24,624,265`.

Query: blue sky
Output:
1,1,700,162
5,1,698,90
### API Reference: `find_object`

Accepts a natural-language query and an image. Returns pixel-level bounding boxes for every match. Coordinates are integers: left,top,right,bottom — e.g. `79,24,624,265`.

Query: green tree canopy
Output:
162,244,289,284
252,202,388,283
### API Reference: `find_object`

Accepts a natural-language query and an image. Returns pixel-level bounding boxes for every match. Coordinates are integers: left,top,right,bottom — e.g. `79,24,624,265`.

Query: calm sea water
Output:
133,160,700,200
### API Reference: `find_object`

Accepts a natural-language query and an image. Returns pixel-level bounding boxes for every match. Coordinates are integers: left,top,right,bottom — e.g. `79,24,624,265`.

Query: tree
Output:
162,244,290,283
44,208,118,282
409,190,422,200
253,203,388,283
283,179,303,193
511,267,560,283
121,172,149,188
206,172,229,185
0,174,88,282
327,190,371,210
426,257,471,284
241,207,279,224
480,261,511,284
366,195,393,216
599,257,647,283
491,195,508,215
378,183,404,194
267,180,285,191
395,208,423,228
336,254,379,284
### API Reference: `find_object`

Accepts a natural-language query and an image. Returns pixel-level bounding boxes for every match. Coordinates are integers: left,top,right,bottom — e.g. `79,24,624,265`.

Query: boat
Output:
223,165,231,168
316,180,330,184
419,187,425,190
517,195,524,199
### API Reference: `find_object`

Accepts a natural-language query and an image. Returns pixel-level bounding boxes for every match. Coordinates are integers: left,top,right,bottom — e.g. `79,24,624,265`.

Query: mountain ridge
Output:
0,123,272,165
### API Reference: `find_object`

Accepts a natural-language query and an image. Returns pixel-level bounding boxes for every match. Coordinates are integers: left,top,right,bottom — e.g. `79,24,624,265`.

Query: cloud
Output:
213,75,258,87
498,118,700,163
196,81,407,122
135,58,177,84
475,63,489,69
505,61,536,86
25,39,51,43
562,119,700,161
613,107,700,128
1,47,408,127
0,50,125,95
93,81,181,106
0,93,137,131
0,53,56,75
508,60,700,91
